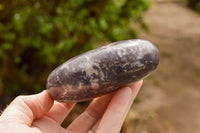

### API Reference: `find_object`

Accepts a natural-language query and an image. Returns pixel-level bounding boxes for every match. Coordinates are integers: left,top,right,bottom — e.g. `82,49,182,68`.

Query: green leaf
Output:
1,43,13,50
0,4,4,11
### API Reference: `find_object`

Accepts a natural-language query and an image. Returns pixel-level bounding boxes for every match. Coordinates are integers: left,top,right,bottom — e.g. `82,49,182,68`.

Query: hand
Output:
0,80,143,133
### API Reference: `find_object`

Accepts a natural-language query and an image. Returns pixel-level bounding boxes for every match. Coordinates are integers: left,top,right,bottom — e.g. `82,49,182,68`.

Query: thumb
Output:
0,90,54,126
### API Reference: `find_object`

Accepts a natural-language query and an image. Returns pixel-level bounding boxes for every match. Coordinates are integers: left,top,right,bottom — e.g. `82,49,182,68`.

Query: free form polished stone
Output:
47,39,159,102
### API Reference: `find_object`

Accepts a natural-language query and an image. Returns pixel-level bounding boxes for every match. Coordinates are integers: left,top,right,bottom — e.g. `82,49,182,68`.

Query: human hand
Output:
0,80,143,133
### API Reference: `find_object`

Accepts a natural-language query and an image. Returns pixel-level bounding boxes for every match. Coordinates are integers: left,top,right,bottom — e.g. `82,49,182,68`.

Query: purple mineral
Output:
47,39,159,102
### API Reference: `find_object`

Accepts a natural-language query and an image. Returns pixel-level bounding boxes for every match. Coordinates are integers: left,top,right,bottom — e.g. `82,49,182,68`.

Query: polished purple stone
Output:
47,39,159,102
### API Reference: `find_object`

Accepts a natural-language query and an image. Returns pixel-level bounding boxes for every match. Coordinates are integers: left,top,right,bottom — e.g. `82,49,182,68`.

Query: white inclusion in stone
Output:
65,84,73,92
85,64,99,78
132,75,137,78
84,56,99,77
90,79,99,89
79,61,86,72
84,56,104,88
55,71,62,84
117,48,128,58
60,85,70,98
77,82,82,89
134,61,145,68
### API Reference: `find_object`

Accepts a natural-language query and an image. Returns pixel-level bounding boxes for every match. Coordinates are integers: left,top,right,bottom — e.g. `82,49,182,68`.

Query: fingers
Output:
96,81,143,133
46,101,76,124
90,119,100,131
67,80,142,133
66,93,113,133
32,116,69,133
0,91,54,126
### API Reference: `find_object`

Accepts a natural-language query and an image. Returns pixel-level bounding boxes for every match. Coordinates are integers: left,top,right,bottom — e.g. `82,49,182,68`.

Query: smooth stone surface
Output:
47,39,159,102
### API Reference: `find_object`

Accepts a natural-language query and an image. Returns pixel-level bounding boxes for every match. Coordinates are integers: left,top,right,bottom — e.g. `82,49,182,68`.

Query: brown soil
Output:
123,2,200,133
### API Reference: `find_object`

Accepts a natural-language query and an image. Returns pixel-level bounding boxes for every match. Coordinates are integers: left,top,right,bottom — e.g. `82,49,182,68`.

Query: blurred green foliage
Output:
187,0,200,12
0,0,151,98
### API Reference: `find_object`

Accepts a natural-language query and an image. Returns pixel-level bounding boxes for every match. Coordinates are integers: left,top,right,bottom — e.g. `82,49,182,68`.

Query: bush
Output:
0,0,151,98
187,0,200,12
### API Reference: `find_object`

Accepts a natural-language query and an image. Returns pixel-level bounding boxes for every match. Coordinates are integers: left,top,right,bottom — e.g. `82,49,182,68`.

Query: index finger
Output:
95,80,143,133
46,101,76,124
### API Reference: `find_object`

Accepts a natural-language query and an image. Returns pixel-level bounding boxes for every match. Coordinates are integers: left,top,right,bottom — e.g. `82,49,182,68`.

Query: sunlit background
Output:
0,0,200,132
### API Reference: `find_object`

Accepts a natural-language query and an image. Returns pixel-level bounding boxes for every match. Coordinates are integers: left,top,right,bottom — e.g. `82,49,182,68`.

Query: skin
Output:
0,80,143,133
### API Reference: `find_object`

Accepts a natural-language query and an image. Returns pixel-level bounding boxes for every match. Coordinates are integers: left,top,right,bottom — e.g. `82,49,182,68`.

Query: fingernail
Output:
88,130,95,133
136,80,143,89
130,80,143,98
40,90,46,94
130,80,143,90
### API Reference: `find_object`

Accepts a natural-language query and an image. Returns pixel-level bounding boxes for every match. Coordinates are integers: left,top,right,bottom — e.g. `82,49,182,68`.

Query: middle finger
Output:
66,93,113,133
46,101,76,124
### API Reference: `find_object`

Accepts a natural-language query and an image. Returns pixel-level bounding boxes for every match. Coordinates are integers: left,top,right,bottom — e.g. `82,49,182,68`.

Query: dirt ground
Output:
122,2,200,133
